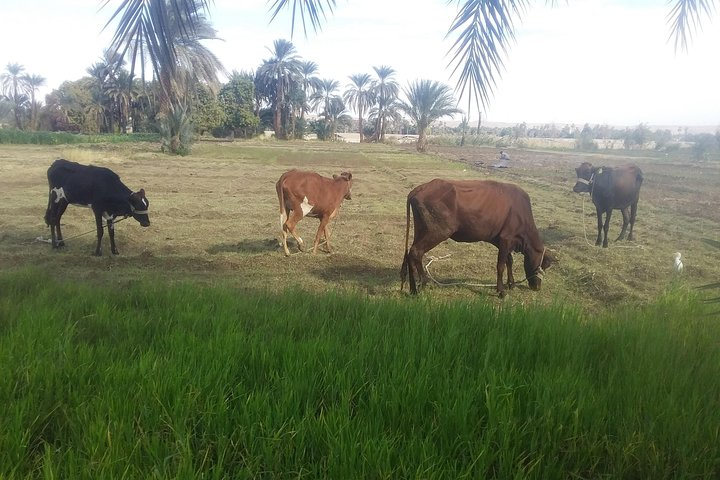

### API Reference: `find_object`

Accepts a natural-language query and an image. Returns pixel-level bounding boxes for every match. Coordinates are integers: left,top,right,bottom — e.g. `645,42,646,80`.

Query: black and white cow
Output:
44,159,150,256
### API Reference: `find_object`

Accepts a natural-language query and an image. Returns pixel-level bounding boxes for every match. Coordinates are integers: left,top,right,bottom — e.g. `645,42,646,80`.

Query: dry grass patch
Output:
1,140,718,312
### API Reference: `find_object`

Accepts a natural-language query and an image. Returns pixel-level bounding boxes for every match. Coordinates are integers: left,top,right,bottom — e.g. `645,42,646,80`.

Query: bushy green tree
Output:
192,83,225,136
217,72,260,138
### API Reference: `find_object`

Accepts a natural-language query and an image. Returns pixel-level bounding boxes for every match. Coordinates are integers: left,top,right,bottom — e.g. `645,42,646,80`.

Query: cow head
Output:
129,189,150,227
525,248,555,291
334,172,353,200
573,162,594,193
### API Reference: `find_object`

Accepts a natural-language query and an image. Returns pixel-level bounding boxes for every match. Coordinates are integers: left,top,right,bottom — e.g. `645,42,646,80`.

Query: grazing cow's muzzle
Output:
130,189,150,226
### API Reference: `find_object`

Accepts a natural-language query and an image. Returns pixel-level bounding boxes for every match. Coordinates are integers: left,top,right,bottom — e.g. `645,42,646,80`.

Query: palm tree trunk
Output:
417,126,428,152
274,79,284,139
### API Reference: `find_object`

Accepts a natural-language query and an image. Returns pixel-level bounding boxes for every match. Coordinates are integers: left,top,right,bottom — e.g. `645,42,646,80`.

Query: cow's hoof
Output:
112,250,119,255
94,251,102,257
497,290,507,298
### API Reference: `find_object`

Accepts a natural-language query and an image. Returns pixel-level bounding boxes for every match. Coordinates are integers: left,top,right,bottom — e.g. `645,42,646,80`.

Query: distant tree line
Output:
1,40,460,154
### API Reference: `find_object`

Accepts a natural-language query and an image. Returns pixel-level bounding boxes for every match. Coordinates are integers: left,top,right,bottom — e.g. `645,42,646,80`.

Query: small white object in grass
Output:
673,252,683,274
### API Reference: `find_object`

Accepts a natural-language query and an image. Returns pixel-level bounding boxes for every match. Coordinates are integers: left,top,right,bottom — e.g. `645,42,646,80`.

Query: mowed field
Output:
1,140,719,311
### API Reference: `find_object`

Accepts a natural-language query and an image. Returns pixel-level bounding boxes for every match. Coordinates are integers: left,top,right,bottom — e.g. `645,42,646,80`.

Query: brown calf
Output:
276,169,353,256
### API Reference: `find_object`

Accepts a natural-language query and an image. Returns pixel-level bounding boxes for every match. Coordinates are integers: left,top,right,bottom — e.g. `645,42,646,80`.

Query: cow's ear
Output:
139,188,145,196
344,172,352,180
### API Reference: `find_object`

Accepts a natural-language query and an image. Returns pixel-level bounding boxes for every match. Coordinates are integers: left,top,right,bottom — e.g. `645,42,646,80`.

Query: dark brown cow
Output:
400,179,553,297
276,169,353,256
572,162,643,248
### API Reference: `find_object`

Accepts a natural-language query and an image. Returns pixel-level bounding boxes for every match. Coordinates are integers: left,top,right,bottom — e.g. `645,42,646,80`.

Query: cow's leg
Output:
616,207,630,241
107,217,119,255
595,207,604,246
407,233,447,293
283,208,306,253
601,209,612,248
93,211,105,256
54,202,68,248
505,252,515,289
46,190,68,248
496,246,512,297
314,212,338,254
627,201,638,241
312,216,332,254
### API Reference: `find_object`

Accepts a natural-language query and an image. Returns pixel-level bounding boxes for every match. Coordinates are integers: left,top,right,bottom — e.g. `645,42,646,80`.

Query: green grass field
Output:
1,269,719,478
1,139,719,477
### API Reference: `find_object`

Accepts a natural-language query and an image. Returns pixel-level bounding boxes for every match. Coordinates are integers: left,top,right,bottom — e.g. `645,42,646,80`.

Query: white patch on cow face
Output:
51,187,66,203
300,196,313,217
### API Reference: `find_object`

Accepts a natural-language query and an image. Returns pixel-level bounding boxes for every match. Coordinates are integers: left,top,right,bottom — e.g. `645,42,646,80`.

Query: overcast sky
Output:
1,0,718,128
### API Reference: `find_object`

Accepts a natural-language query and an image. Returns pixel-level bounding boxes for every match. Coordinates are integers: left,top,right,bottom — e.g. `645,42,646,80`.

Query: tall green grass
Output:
1,269,718,478
0,130,160,145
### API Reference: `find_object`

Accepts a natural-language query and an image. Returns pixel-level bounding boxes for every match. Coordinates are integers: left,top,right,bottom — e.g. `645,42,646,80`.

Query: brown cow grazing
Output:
572,162,643,248
400,179,554,297
276,169,353,256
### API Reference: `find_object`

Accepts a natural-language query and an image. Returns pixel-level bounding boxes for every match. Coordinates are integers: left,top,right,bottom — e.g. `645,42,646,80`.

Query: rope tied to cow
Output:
423,248,546,289
34,215,131,244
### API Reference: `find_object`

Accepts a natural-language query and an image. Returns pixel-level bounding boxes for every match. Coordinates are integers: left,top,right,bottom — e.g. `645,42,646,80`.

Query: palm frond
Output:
267,0,336,38
101,0,212,80
667,0,716,52
445,0,529,110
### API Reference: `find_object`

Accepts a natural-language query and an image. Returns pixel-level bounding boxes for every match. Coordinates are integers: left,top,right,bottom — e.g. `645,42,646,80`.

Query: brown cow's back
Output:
409,179,538,246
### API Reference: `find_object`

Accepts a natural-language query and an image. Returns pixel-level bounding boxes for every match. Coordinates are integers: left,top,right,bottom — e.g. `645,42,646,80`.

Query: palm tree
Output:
270,0,716,116
311,78,340,119
104,0,224,152
105,1,714,137
1,63,27,129
298,60,321,122
310,78,343,140
105,70,139,133
87,58,115,132
399,80,462,152
344,73,375,143
21,73,45,131
371,65,399,142
258,39,301,139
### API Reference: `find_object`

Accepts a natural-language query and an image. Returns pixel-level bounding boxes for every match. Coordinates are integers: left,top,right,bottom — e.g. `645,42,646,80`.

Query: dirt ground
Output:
1,140,718,312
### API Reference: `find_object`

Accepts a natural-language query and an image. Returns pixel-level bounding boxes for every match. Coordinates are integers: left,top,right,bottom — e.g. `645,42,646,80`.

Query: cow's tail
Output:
400,195,413,292
276,177,287,231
